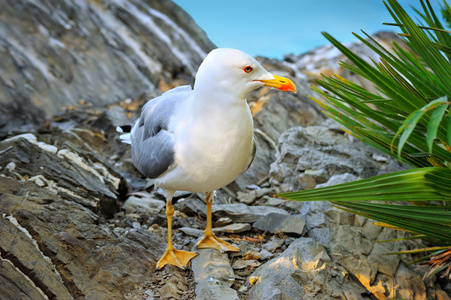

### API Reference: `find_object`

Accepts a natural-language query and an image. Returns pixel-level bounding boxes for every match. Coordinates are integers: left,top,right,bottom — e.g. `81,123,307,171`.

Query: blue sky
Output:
173,0,443,59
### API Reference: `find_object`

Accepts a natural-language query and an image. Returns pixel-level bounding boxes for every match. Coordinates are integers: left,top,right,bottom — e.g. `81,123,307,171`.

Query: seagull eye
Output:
243,66,253,73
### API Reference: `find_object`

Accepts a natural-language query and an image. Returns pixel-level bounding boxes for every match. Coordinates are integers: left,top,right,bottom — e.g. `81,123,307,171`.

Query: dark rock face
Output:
0,175,164,299
0,0,215,132
0,132,166,299
0,133,125,217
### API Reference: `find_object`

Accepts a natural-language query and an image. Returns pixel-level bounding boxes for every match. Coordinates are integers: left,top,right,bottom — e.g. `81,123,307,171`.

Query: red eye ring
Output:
243,66,253,73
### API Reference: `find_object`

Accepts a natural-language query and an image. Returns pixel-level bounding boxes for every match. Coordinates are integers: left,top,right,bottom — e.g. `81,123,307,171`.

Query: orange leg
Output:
195,191,239,252
157,199,197,270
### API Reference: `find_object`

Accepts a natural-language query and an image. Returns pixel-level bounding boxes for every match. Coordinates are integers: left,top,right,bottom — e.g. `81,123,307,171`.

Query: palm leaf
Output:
279,168,451,243
279,168,451,202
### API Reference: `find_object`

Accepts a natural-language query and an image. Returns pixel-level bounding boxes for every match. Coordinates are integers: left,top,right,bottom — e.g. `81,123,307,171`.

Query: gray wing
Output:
130,86,192,179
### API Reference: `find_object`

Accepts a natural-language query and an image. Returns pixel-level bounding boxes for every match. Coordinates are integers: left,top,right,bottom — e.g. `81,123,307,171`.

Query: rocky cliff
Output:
0,0,214,133
1,1,450,299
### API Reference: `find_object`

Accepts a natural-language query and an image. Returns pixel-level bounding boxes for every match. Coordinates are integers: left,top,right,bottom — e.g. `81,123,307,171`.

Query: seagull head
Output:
194,48,296,100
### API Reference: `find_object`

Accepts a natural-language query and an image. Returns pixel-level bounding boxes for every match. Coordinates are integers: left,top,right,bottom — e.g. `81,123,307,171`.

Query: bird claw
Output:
196,233,239,252
156,248,198,270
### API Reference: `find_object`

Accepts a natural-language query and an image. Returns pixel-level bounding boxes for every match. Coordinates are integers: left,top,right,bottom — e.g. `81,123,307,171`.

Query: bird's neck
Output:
192,86,247,112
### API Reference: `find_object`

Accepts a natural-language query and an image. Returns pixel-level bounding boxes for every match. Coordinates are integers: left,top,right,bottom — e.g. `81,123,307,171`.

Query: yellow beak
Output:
257,75,297,93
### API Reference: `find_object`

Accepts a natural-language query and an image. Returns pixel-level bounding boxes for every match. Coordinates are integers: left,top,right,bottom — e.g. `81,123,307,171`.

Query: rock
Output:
394,264,427,300
237,187,272,205
253,213,306,236
214,217,233,227
180,223,250,238
237,191,258,205
159,282,180,299
0,176,162,299
0,133,125,217
258,249,273,261
315,172,357,188
368,243,400,278
333,225,374,257
264,196,287,206
212,203,289,223
300,201,333,229
92,105,132,136
191,249,238,300
269,125,383,193
179,227,204,238
122,193,165,214
372,153,388,162
232,260,261,270
248,238,372,300
213,223,251,234
0,257,48,300
177,198,206,216
0,0,215,132
262,237,284,252
283,200,305,212
243,250,262,260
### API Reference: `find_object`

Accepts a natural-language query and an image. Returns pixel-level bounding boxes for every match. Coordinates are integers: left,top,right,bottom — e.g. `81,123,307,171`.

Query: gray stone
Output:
237,187,273,205
258,249,273,260
0,0,215,132
213,223,251,234
354,215,368,227
300,201,332,229
212,203,288,223
178,227,203,238
237,191,258,205
368,243,400,277
262,237,284,252
159,282,180,300
248,238,369,300
264,196,287,206
0,258,48,300
315,172,357,188
394,264,427,300
177,198,207,216
214,217,233,227
361,219,383,241
232,260,261,270
269,126,387,193
252,213,306,236
372,153,388,162
0,176,161,300
180,223,250,237
191,249,238,300
122,193,165,214
0,133,125,217
283,200,304,212
308,227,331,246
332,225,374,256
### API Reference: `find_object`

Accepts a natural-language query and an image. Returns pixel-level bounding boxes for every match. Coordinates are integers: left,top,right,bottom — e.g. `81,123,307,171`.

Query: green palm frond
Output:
280,168,451,203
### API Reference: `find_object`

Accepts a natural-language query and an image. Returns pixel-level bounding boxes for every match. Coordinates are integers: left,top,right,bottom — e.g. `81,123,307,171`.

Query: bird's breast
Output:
161,103,254,192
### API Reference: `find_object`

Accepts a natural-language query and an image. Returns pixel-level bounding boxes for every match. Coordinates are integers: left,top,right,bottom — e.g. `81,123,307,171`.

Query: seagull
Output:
120,48,296,270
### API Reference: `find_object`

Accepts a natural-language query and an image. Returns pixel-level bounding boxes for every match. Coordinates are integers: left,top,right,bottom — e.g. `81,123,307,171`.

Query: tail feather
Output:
117,126,132,144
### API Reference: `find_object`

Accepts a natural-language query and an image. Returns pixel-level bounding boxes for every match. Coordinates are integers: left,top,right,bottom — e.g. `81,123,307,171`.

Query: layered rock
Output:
0,0,214,132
